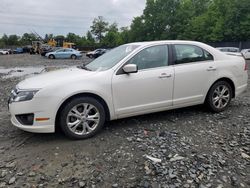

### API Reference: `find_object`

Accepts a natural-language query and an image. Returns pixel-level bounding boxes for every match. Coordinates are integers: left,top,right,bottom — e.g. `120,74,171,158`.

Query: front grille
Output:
16,114,34,126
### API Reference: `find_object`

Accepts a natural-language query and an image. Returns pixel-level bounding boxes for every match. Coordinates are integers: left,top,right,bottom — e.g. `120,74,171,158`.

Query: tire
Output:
59,97,106,139
71,54,77,60
49,54,55,59
206,81,233,112
89,54,93,59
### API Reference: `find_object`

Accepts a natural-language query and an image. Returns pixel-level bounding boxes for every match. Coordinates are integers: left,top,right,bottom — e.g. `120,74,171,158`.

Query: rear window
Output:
174,44,214,64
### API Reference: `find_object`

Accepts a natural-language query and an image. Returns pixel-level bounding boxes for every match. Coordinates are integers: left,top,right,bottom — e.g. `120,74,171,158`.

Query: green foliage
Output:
66,33,82,45
90,16,109,42
130,0,250,42
20,33,37,45
101,23,122,47
1,34,20,46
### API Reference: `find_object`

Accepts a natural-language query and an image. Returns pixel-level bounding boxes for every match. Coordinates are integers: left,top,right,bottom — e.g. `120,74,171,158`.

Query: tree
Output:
109,23,119,33
20,33,37,45
1,34,9,46
101,23,123,47
0,38,4,48
120,27,130,44
86,31,95,46
130,16,147,42
66,33,81,45
4,35,20,46
90,16,109,42
129,0,181,41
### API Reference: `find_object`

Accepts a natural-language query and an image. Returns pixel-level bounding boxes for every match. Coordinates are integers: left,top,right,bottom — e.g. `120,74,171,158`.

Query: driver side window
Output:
127,45,168,70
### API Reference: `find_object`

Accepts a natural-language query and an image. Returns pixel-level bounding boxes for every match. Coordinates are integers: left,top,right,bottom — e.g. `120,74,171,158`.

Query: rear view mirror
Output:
123,64,138,74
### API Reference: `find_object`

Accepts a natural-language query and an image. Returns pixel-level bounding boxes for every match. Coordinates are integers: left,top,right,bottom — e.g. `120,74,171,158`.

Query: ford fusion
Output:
8,41,248,139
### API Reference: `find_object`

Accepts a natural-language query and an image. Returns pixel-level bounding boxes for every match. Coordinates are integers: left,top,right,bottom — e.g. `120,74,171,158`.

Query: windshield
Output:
86,44,140,71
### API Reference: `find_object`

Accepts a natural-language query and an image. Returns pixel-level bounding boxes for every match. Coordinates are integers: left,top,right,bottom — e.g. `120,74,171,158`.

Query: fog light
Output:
16,114,34,126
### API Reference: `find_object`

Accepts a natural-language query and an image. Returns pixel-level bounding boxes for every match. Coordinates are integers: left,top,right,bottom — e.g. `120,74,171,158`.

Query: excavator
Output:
30,31,76,55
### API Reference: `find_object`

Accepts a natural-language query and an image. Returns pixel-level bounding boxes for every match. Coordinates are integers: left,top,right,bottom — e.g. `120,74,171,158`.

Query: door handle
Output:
207,66,217,71
159,73,172,79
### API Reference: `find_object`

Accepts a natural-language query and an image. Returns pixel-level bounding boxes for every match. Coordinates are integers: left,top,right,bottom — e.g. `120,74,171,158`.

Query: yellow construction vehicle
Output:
47,39,57,47
63,42,76,49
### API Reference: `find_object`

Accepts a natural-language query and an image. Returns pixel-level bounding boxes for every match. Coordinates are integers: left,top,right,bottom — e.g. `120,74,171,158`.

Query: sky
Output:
0,0,146,37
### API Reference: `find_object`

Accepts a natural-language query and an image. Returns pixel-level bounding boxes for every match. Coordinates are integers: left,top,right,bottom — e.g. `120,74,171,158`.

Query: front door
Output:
112,45,174,118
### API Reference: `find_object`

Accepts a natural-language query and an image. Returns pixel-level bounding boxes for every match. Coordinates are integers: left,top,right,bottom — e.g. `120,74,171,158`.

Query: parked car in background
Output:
216,47,240,53
13,48,24,54
0,49,10,55
45,48,82,59
86,49,107,58
22,46,32,53
241,49,250,59
8,40,248,139
216,47,242,57
41,47,61,56
3,49,13,54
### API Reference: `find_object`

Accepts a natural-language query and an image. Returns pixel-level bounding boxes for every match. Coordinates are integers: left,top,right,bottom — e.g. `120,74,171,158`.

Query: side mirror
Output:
123,64,138,74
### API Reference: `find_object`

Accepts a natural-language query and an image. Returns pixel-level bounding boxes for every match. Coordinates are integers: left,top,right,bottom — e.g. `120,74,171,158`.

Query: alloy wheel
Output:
212,85,230,109
66,103,100,135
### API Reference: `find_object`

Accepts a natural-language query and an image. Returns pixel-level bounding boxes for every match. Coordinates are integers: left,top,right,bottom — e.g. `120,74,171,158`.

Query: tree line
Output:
0,0,249,48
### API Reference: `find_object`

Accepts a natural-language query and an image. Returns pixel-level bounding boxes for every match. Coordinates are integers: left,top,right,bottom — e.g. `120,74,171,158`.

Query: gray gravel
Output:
0,54,249,187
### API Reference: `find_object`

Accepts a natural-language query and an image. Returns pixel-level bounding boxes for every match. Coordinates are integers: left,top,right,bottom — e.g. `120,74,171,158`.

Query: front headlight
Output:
9,89,39,103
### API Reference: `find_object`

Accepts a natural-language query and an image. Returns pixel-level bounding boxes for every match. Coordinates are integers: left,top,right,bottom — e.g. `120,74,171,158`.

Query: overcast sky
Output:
0,0,146,37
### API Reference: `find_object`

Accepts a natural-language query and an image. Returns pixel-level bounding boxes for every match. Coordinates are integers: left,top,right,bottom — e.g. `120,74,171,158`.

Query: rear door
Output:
172,44,216,105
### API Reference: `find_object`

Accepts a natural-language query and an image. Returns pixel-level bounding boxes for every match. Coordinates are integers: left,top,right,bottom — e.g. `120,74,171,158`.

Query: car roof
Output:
125,40,233,60
127,40,217,51
127,40,214,46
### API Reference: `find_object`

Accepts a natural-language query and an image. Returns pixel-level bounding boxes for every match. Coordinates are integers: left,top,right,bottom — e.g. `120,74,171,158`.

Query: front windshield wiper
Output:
77,64,92,71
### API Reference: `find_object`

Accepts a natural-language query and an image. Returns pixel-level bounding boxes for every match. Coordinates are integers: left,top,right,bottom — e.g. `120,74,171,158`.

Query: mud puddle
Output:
0,66,69,79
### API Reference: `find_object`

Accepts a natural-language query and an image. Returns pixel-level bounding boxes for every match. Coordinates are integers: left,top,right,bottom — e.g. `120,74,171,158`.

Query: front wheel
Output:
49,54,55,59
206,81,233,112
71,54,77,59
59,97,106,139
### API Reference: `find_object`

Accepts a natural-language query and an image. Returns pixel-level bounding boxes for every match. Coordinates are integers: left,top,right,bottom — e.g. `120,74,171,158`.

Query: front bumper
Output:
9,97,57,133
11,115,54,133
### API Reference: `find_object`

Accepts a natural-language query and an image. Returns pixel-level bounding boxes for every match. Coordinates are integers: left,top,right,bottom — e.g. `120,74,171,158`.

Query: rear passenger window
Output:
174,44,214,64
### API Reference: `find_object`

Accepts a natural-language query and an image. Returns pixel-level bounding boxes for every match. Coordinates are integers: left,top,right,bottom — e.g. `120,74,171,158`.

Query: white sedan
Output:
8,41,248,139
0,49,9,55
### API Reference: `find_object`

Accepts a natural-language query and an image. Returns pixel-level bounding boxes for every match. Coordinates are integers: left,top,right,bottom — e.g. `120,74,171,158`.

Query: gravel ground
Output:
0,54,249,188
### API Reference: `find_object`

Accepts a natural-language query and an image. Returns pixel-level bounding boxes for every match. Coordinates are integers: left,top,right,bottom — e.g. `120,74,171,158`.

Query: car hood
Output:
17,67,95,89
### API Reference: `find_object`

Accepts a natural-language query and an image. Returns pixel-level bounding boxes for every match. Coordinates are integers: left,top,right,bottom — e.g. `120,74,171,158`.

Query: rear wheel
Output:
59,97,106,139
206,81,232,112
49,54,55,59
71,54,77,59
